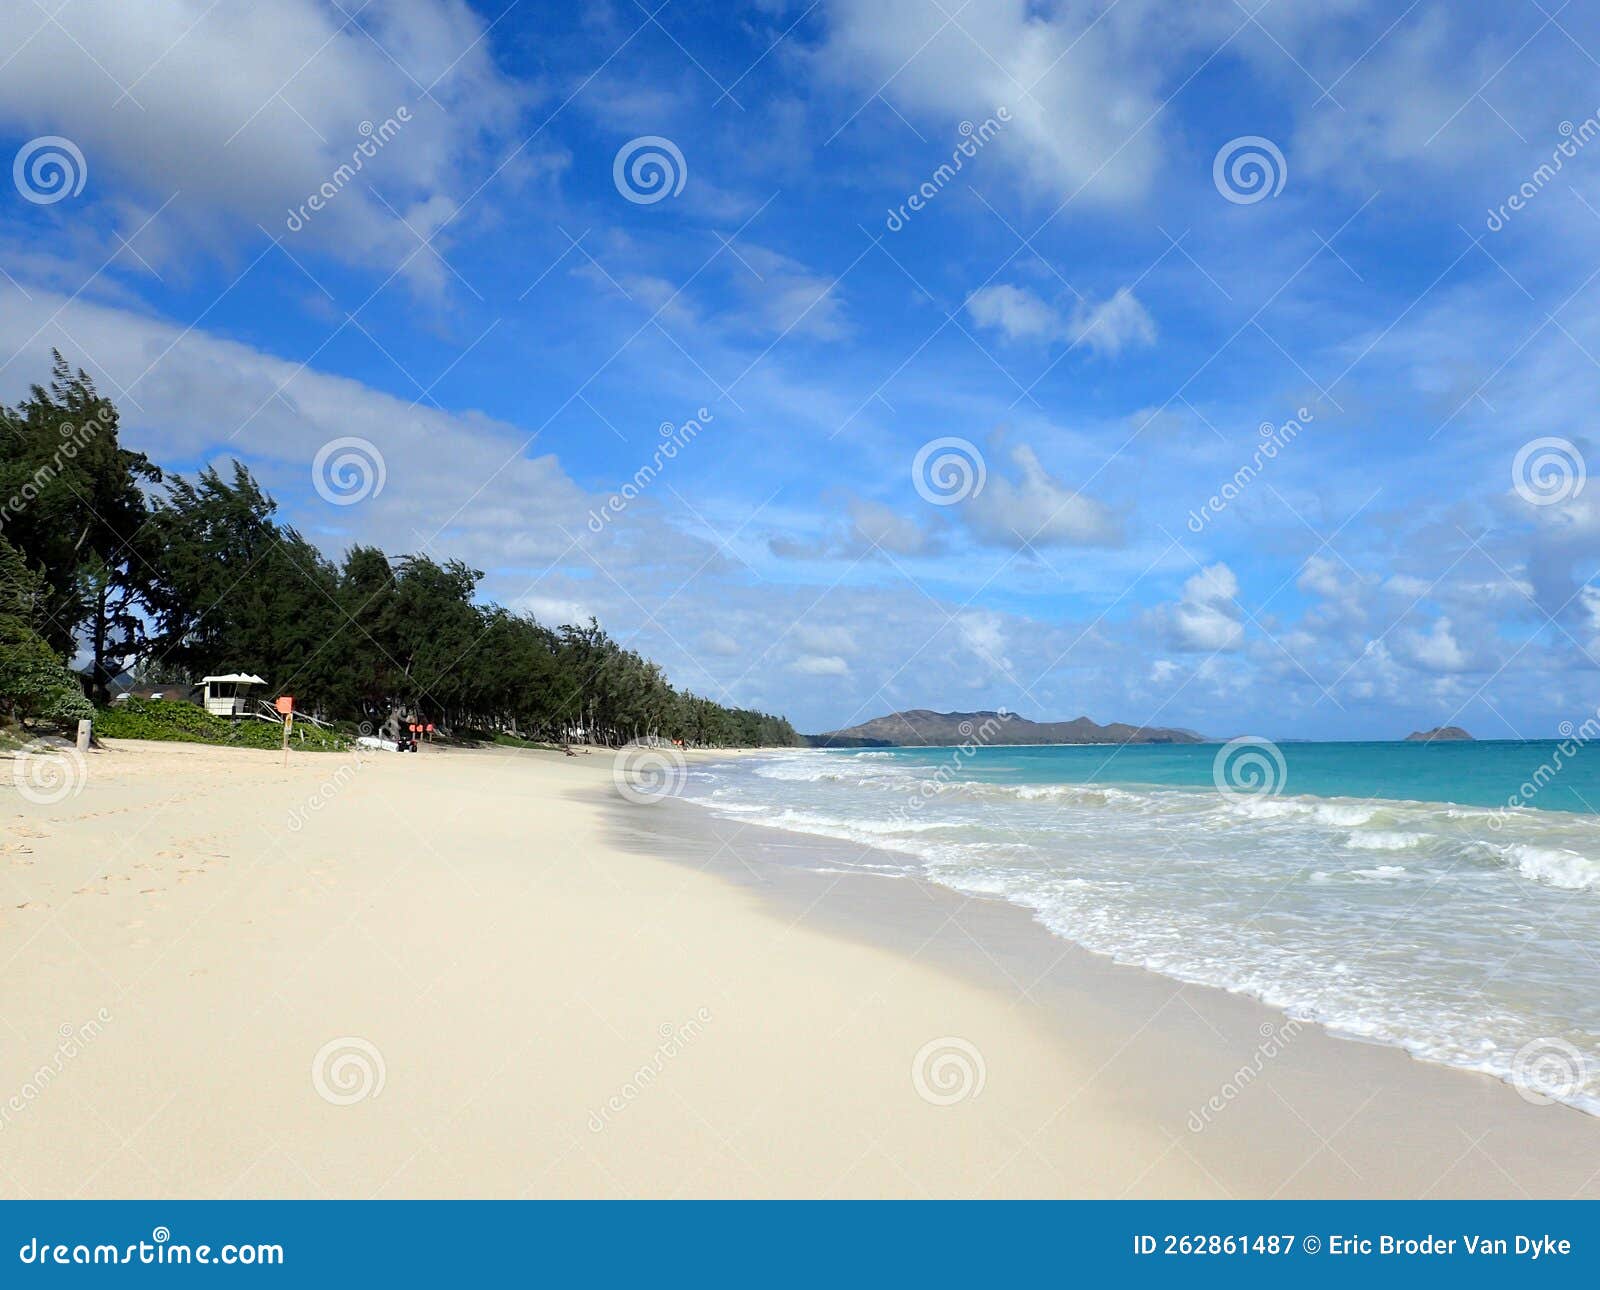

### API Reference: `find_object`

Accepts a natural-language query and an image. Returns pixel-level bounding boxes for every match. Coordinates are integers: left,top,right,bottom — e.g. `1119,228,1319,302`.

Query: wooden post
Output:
276,695,295,767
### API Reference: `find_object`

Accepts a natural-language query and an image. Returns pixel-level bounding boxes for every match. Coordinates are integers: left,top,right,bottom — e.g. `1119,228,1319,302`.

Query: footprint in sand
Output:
14,901,45,911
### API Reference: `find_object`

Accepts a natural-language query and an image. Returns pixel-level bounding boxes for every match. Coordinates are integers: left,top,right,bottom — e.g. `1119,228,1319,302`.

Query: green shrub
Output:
93,698,349,751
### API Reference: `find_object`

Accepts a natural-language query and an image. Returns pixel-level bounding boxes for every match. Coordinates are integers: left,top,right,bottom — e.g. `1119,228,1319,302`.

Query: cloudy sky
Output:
2,0,1599,738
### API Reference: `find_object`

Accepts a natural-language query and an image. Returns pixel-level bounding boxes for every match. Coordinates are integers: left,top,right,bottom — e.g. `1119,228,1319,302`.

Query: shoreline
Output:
614,771,1600,1198
2,738,1595,1198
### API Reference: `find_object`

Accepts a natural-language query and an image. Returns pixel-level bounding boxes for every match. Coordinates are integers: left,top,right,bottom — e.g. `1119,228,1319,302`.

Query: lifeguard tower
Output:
200,673,267,718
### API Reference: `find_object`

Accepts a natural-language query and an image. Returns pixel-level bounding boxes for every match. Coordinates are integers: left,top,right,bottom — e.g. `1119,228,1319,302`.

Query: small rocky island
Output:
1405,726,1473,742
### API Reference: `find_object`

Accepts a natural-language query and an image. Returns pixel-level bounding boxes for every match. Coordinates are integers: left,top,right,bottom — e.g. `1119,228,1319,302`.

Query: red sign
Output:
275,696,294,715
425,724,435,733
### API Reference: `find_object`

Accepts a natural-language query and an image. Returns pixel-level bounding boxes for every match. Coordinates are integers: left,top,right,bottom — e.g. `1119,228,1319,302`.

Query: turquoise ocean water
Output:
687,740,1600,1114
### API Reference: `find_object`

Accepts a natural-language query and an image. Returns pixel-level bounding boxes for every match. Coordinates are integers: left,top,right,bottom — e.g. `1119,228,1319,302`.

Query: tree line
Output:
0,353,800,748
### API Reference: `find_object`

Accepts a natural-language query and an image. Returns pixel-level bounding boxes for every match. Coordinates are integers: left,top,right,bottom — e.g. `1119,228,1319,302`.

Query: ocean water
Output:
684,740,1600,1115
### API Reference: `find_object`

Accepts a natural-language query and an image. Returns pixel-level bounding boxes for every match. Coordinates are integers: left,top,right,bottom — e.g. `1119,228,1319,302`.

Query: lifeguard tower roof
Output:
200,673,268,718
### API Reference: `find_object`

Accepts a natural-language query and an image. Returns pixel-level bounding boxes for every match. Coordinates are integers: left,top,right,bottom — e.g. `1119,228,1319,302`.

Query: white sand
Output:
1,739,1221,1198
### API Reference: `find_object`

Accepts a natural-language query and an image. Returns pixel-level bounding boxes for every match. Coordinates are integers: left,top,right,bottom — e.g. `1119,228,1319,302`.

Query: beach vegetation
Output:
0,355,799,749
93,697,349,751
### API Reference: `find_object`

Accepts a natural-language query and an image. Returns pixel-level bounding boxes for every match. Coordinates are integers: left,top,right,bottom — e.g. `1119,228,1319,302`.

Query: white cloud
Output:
965,284,1059,341
0,286,603,580
845,497,935,556
768,495,937,560
792,654,850,676
1395,616,1488,674
731,245,849,340
1155,563,1244,652
957,612,1012,674
0,0,531,287
1070,287,1156,357
966,283,1155,357
962,442,1122,549
700,630,743,657
794,624,857,655
819,0,1175,204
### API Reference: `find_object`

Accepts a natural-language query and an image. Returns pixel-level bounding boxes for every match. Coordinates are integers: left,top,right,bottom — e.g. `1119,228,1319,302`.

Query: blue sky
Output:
2,0,1599,738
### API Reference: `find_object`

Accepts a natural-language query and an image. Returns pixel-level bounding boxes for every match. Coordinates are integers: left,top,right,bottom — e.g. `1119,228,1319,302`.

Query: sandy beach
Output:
2,738,1596,1199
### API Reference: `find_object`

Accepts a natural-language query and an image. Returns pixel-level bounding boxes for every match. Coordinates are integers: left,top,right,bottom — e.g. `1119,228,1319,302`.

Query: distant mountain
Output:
1405,726,1473,742
811,709,1206,748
